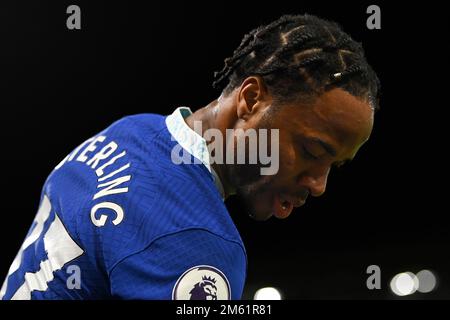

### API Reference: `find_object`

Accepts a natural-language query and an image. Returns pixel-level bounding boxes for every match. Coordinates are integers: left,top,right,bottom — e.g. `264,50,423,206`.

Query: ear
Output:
236,76,272,120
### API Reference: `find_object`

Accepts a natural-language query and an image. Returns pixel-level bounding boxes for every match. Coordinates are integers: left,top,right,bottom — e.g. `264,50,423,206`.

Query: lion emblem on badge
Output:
189,275,218,300
172,265,231,300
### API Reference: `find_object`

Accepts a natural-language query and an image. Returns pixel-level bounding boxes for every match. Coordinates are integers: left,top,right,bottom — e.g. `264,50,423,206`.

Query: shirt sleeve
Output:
109,229,247,300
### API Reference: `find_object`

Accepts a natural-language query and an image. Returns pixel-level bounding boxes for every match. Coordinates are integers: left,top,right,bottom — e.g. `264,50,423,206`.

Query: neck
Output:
185,95,238,199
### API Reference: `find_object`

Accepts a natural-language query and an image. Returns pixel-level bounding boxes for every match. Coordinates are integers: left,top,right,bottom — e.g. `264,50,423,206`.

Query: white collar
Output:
165,107,225,200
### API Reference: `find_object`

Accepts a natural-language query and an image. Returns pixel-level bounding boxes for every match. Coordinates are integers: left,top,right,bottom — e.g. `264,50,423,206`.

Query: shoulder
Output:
110,228,247,300
48,113,244,269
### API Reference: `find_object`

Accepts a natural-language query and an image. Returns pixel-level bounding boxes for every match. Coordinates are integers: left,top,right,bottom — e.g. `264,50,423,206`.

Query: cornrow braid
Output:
213,14,380,110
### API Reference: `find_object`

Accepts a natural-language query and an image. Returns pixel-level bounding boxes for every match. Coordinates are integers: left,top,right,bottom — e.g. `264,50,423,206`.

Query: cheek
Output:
277,140,300,177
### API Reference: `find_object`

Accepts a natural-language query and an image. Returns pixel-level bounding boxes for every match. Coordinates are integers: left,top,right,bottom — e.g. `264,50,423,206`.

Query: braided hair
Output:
213,14,380,109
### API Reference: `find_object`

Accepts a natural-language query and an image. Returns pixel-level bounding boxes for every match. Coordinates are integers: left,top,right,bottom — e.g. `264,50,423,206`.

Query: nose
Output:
298,167,330,197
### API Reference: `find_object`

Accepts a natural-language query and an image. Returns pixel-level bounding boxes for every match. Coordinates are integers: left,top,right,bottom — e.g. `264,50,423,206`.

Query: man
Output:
1,14,379,300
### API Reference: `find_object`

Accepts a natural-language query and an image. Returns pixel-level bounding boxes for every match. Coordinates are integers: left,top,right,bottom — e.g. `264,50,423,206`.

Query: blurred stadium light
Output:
254,287,282,300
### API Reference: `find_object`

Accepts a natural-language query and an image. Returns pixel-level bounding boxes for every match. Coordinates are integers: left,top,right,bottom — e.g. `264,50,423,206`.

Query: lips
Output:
273,193,308,219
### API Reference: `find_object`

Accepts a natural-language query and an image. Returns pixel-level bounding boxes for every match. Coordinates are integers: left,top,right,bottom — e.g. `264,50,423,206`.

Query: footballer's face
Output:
226,86,374,221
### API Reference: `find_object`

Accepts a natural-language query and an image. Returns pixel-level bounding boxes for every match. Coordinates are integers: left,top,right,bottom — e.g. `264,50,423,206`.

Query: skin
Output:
186,76,374,221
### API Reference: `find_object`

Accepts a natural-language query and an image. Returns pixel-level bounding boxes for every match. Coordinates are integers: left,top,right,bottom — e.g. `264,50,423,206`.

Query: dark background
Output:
1,0,448,299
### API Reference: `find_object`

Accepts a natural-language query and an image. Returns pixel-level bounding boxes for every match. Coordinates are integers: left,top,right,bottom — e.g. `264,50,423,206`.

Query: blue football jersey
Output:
0,108,247,300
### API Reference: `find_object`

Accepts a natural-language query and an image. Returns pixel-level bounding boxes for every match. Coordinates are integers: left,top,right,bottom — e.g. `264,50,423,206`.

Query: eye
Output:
302,146,319,160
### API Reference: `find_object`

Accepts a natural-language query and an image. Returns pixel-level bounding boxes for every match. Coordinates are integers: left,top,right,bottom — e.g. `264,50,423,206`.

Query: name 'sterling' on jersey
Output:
55,135,131,228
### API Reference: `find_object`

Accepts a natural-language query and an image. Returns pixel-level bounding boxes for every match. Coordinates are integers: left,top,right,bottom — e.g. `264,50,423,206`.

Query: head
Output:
213,14,380,220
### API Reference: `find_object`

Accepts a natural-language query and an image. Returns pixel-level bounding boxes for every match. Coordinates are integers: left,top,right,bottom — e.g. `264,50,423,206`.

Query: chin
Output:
250,211,273,221
236,184,275,221
245,200,274,221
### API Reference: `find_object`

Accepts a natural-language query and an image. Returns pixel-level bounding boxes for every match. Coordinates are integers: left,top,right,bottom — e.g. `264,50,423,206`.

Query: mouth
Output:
273,193,307,219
